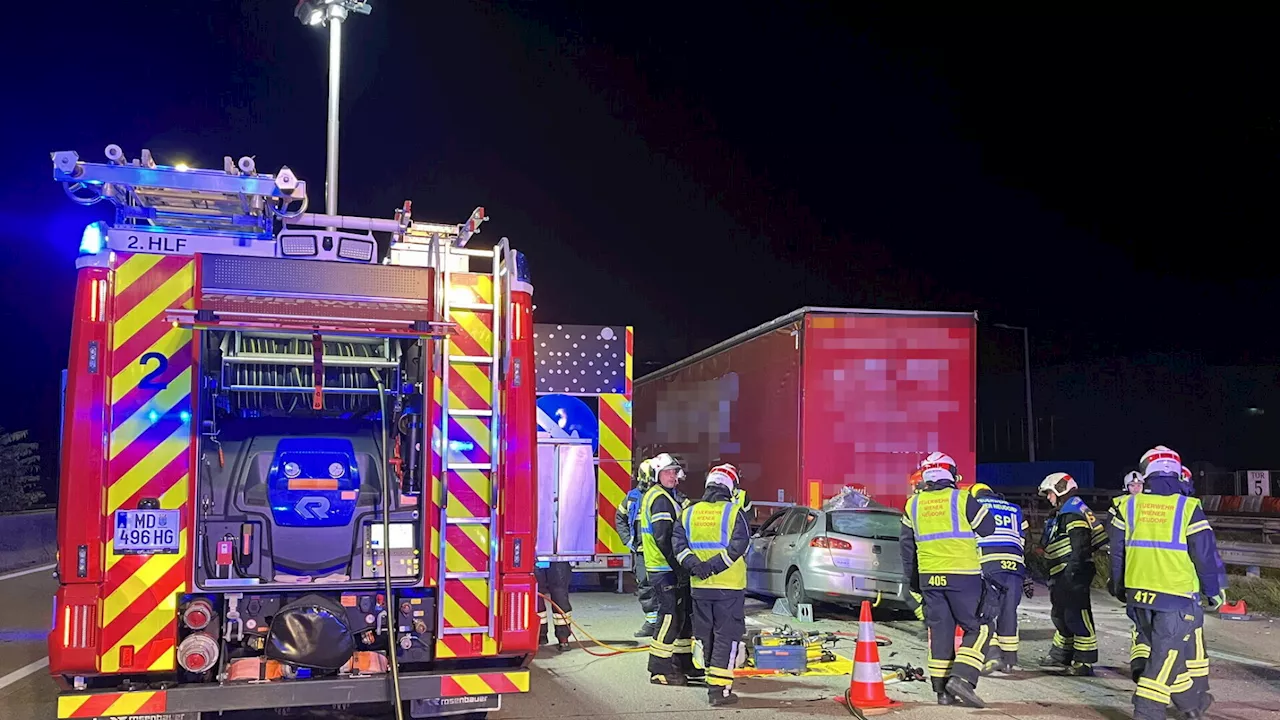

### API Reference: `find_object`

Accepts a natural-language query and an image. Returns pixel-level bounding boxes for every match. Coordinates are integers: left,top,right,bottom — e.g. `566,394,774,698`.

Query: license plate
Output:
114,510,180,555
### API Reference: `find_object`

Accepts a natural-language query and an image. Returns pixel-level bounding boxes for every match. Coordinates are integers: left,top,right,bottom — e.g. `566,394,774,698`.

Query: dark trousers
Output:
983,572,1023,666
1126,605,1151,681
535,562,573,644
1048,575,1097,665
692,593,746,689
922,576,989,690
633,552,658,626
647,571,696,679
1130,604,1208,720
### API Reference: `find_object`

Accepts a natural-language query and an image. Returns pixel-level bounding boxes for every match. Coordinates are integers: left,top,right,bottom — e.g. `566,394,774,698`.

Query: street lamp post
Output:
294,0,372,216
993,323,1035,462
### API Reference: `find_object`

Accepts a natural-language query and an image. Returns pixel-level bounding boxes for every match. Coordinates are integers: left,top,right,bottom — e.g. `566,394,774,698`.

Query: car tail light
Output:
810,536,852,550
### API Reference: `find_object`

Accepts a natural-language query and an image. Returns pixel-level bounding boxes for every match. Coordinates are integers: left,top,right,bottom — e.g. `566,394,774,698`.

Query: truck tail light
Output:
810,536,852,550
502,590,530,633
62,603,97,650
497,575,538,654
50,585,100,674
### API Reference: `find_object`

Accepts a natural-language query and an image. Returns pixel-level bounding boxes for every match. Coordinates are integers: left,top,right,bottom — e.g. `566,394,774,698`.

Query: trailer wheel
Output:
785,569,809,612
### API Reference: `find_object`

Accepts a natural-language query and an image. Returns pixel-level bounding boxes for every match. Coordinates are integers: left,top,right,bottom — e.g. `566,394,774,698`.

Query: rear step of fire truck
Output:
49,147,537,720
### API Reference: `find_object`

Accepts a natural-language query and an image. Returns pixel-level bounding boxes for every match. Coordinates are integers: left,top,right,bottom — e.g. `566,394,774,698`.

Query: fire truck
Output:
49,145,539,719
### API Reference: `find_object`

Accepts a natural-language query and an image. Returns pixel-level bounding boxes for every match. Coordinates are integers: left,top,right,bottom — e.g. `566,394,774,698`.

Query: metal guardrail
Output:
1217,541,1280,570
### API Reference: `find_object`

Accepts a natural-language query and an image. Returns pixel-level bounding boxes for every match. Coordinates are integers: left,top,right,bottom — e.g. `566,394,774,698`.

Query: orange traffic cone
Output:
835,600,901,710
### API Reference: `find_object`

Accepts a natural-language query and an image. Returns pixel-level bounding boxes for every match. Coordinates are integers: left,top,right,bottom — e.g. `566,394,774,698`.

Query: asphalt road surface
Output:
2,567,1277,720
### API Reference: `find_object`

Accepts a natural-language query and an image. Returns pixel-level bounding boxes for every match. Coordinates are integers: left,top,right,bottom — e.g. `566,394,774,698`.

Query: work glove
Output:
1111,582,1127,604
1203,592,1226,612
1022,577,1035,599
692,562,714,581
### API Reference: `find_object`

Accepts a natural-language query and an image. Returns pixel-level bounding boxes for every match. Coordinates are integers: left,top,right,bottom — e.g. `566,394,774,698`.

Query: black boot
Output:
1038,654,1068,670
650,673,688,686
635,621,656,638
709,686,739,706
944,677,986,708
1183,693,1214,720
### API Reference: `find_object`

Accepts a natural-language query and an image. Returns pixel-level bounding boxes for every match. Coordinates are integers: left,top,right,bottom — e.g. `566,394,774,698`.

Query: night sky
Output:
3,3,1278,486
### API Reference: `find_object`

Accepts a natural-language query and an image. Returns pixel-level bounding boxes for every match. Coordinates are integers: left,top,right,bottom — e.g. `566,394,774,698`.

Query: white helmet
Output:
1139,445,1182,479
1038,472,1078,499
706,463,739,491
650,453,685,483
918,452,959,485
1125,471,1144,494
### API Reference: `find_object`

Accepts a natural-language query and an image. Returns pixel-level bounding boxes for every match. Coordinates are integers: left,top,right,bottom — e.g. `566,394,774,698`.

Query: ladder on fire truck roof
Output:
432,225,507,645
51,144,489,247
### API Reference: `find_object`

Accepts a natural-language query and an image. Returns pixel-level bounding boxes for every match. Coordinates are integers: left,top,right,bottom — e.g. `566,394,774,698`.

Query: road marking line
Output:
0,563,55,582
0,657,49,692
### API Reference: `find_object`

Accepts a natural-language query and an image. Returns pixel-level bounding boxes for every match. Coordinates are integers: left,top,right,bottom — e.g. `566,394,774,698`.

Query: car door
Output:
746,510,790,595
765,509,811,595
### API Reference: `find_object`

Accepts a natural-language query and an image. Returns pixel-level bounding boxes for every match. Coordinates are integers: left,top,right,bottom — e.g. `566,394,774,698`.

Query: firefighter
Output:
900,452,995,707
1036,472,1108,676
640,453,699,685
969,482,1032,673
617,457,658,637
672,463,750,706
1111,446,1223,720
1109,470,1150,681
535,560,573,651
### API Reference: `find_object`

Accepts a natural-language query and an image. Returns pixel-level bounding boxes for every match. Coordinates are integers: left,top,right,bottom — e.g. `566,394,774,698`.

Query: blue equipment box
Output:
751,643,807,672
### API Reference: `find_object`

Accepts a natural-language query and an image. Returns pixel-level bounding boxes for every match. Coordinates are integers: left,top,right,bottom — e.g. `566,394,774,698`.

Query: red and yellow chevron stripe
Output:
101,253,195,673
58,689,166,718
435,632,498,658
440,670,530,696
596,394,632,554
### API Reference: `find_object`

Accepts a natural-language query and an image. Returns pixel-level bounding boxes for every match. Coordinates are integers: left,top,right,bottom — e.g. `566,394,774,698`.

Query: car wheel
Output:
785,569,808,611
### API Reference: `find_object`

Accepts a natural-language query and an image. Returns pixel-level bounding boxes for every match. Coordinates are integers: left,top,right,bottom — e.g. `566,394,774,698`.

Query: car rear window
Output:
827,511,901,540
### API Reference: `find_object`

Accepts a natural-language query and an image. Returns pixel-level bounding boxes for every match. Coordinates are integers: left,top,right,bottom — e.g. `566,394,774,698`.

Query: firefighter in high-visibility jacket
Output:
640,453,700,685
1109,470,1150,681
969,483,1033,673
1111,446,1224,720
672,463,750,706
1037,471,1108,675
617,457,659,637
900,452,996,708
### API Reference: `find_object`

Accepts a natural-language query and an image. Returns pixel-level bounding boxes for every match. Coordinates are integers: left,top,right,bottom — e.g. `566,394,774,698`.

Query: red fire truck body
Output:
49,147,537,719
633,307,978,513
